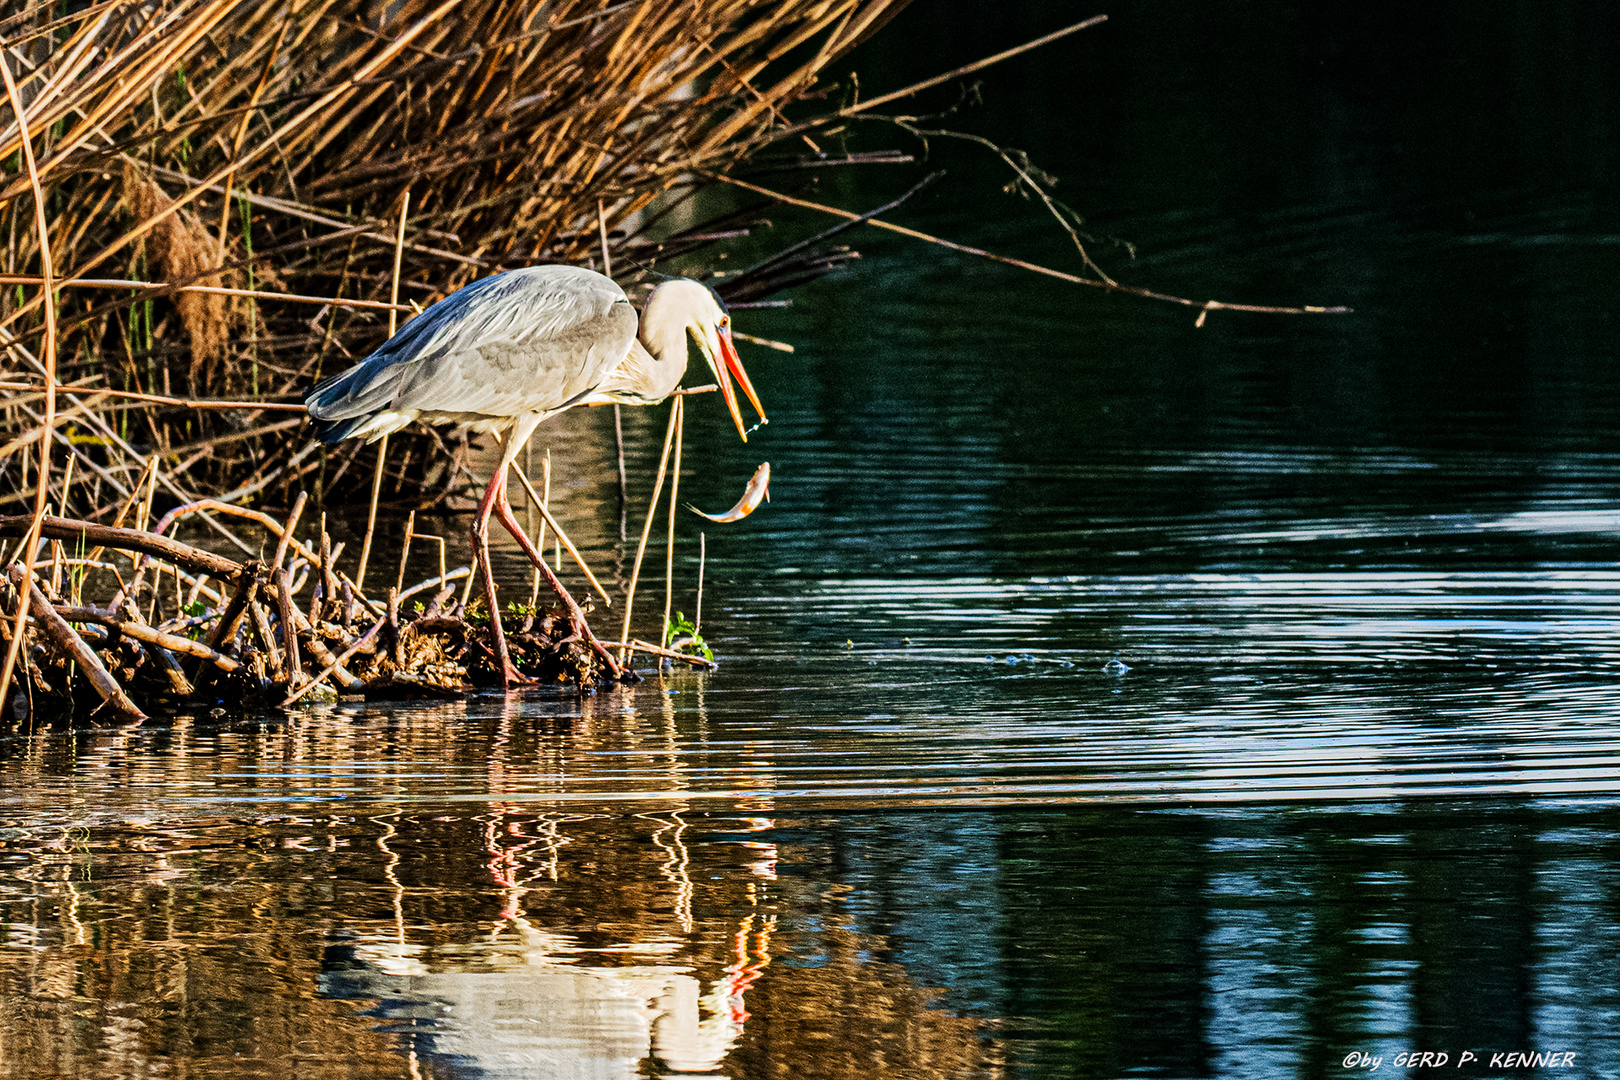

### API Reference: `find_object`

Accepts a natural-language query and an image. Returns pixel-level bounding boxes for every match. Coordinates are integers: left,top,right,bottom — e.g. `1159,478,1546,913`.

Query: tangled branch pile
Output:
0,0,908,516
0,494,706,724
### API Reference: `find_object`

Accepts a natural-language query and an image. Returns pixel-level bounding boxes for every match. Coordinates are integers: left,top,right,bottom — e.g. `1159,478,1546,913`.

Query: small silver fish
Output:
688,462,770,523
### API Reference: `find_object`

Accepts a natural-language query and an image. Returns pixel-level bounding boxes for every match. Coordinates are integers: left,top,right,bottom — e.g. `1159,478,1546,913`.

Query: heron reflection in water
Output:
305,266,765,685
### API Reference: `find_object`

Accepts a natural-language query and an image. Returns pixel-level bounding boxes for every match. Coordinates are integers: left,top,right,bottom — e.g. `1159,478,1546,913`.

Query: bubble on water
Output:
1103,658,1131,676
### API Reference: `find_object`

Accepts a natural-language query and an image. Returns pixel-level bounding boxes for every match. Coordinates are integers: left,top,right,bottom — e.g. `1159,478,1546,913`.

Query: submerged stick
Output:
51,606,241,674
274,567,302,683
250,597,284,681
598,638,717,670
57,605,217,683
206,564,261,660
283,613,387,707
318,521,336,623
286,605,363,690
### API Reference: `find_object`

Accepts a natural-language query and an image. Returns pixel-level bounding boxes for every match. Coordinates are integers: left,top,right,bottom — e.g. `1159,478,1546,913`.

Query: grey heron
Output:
305,265,764,686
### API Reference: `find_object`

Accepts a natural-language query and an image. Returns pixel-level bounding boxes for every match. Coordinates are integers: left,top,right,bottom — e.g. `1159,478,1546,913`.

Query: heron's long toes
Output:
500,662,537,688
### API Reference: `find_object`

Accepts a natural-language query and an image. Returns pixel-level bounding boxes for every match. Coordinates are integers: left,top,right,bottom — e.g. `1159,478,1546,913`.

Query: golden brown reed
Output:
0,0,910,518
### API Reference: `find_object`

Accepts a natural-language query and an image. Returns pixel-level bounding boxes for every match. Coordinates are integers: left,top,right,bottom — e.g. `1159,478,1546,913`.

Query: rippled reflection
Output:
5,714,1620,1080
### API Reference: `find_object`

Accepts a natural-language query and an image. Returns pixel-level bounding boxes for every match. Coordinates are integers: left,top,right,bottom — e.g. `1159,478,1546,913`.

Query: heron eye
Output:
719,315,730,328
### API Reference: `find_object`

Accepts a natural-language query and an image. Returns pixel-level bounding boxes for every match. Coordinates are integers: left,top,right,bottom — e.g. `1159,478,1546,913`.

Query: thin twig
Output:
0,275,416,312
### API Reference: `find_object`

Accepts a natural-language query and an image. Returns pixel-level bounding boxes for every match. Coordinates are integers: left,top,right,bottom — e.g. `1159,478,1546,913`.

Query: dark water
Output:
7,1,1620,1076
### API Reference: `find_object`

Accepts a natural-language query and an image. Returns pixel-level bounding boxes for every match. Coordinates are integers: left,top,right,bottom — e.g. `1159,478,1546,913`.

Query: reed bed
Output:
0,0,909,518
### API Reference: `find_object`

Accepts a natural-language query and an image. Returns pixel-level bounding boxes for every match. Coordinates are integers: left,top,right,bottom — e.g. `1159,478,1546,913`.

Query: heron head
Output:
643,279,767,442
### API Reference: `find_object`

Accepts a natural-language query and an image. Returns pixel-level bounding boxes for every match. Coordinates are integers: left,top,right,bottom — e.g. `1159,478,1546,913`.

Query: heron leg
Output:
473,471,530,688
486,465,624,681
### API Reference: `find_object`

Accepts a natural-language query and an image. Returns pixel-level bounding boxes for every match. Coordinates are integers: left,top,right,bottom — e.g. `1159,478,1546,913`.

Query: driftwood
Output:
54,605,240,673
0,515,242,579
0,501,694,724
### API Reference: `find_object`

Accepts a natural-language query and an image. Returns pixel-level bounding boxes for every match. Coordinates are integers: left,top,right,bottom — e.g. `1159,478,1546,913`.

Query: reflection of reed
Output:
650,810,695,934
0,693,993,1076
0,806,992,1077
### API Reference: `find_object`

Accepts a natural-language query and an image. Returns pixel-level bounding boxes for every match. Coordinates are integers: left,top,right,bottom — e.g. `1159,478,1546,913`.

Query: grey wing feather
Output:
306,265,636,424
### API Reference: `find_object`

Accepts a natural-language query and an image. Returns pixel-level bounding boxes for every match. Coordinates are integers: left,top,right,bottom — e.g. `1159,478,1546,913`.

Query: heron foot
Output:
500,662,538,688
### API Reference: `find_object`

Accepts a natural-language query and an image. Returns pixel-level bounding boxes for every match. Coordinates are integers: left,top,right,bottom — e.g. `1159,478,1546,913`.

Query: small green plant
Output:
663,612,713,662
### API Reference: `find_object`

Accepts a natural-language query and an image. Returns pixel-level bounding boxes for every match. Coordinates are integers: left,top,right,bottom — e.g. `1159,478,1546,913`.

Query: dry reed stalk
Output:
618,397,679,664
660,394,684,649
354,190,411,590
525,447,549,616
0,53,55,712
509,462,610,607
394,510,416,596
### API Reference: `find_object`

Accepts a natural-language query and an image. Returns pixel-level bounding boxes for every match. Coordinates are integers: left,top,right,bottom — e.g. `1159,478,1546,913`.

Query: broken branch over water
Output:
711,174,1352,322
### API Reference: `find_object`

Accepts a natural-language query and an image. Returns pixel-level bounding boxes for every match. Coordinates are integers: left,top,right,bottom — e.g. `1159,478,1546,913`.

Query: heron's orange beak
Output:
717,324,767,442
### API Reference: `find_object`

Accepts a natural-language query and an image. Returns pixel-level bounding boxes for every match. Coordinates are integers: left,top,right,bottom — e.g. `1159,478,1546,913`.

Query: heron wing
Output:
306,265,636,423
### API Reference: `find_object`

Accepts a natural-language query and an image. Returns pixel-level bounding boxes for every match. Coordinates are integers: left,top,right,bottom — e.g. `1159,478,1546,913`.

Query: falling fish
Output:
688,462,770,522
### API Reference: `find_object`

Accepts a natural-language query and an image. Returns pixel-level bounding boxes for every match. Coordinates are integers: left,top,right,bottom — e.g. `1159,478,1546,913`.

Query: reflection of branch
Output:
712,173,1351,324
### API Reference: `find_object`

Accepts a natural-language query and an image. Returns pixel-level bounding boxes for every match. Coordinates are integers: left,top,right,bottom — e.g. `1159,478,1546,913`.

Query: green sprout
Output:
663,612,713,662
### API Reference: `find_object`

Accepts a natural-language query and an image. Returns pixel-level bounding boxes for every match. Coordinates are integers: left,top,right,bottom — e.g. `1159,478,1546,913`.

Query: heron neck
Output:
641,324,689,367
638,293,692,367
